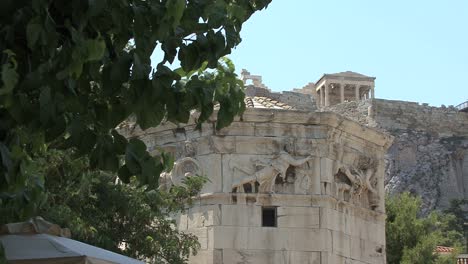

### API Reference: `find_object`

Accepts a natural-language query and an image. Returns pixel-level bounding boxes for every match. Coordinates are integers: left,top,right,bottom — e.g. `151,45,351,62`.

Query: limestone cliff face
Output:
385,131,468,213
324,99,468,213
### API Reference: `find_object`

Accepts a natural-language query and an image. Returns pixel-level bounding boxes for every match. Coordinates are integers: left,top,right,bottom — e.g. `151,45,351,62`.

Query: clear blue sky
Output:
228,0,468,107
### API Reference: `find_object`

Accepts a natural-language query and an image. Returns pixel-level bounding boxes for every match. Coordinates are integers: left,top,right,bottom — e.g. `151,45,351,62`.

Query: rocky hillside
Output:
323,99,468,213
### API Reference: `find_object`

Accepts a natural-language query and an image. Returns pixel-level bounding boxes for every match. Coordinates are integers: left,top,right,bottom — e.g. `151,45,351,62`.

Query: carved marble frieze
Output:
334,155,380,210
229,150,313,194
121,109,393,264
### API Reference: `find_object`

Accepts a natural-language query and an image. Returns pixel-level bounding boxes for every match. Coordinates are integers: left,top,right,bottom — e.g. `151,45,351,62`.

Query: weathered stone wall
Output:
245,86,317,111
371,99,468,136
278,91,317,111
121,109,391,264
180,195,386,264
321,99,468,213
321,100,372,126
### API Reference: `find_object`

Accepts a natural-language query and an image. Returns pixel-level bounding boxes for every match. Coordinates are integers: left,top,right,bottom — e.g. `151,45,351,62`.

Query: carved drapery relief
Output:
334,156,380,210
159,157,202,190
293,167,313,194
230,151,313,194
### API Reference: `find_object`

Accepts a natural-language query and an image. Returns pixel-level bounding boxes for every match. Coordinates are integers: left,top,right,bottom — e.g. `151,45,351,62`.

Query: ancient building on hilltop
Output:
119,71,393,264
314,71,375,108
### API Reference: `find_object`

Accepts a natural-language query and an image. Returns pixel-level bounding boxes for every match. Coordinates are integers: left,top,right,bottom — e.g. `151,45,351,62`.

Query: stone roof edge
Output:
239,108,394,149
119,108,394,149
314,73,376,88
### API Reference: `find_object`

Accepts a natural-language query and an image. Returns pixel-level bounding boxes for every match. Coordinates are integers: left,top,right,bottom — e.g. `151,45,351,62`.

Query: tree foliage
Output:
444,199,468,235
386,193,462,264
1,149,207,263
0,0,271,218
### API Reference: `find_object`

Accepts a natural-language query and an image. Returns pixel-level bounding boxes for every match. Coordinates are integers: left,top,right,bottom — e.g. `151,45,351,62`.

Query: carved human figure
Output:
294,168,312,194
283,137,295,154
183,140,196,157
232,151,313,194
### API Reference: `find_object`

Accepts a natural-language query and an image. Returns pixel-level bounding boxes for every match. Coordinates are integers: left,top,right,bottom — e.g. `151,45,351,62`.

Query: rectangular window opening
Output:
262,207,277,227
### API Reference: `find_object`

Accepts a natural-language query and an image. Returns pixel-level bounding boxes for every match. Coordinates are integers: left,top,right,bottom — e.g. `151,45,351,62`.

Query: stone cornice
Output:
118,108,394,151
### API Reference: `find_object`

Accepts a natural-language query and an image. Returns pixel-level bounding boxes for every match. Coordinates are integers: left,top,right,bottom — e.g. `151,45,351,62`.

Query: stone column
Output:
355,85,360,101
376,158,385,212
340,83,345,103
325,84,330,106
320,87,325,107
317,90,321,108
311,157,321,194
371,85,375,99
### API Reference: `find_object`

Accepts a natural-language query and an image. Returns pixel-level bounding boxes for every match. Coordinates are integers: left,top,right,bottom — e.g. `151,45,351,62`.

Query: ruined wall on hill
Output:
245,86,317,111
323,99,468,213
371,99,467,135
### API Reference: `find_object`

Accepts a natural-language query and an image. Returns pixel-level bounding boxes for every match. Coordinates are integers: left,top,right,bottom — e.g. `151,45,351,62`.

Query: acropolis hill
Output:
118,70,468,264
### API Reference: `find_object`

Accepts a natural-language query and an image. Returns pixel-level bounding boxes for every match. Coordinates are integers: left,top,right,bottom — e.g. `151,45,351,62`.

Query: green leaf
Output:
69,60,84,79
216,103,234,129
141,156,159,187
85,38,106,61
26,17,43,49
179,44,200,72
132,53,151,80
118,165,132,184
0,143,12,184
104,52,132,92
165,0,186,29
45,114,67,142
225,25,241,49
112,130,127,155
174,67,187,77
125,138,147,174
65,120,97,154
90,135,119,171
227,4,247,22
88,0,107,17
1,56,18,95
137,102,165,130
39,86,54,125
204,1,227,28
78,129,97,154
161,37,181,64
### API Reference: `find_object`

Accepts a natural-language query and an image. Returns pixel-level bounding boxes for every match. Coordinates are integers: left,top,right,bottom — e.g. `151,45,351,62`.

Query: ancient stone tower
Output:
119,78,393,263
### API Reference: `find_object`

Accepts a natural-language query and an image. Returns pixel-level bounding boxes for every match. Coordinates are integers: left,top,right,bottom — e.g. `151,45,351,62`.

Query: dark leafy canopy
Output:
0,0,271,219
386,193,463,264
443,199,468,236
0,149,207,263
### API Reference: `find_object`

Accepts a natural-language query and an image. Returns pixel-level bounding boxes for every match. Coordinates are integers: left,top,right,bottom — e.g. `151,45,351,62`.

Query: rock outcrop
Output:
324,99,468,213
